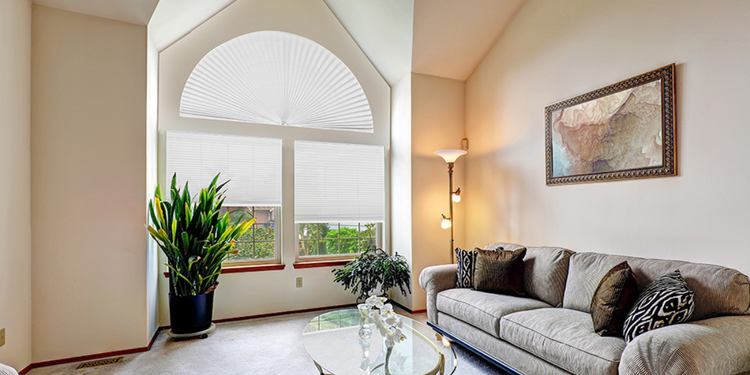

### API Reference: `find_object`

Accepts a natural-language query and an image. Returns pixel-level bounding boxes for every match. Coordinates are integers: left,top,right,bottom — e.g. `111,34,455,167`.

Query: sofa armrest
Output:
0,363,19,375
419,264,457,324
619,314,750,375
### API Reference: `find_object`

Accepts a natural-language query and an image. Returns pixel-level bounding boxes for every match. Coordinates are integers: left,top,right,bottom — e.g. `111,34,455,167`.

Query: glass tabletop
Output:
302,309,457,375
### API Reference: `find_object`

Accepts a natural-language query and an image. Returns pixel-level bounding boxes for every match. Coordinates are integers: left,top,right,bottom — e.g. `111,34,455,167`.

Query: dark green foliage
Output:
147,174,254,296
299,223,377,256
332,246,411,302
229,221,276,261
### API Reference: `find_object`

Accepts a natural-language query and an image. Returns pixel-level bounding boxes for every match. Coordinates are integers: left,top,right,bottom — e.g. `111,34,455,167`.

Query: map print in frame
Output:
545,64,676,185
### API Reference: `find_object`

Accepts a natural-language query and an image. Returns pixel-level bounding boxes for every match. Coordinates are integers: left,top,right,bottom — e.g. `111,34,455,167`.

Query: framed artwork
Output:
545,64,676,185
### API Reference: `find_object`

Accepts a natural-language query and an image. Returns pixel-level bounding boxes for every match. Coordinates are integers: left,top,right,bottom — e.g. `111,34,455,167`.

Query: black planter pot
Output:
169,291,215,334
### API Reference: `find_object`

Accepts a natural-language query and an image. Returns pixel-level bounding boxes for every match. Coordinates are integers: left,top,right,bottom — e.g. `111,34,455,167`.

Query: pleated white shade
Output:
180,31,374,133
294,141,384,223
166,131,282,207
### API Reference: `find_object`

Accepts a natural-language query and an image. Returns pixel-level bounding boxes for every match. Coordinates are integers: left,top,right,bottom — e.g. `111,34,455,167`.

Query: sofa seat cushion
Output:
436,288,551,338
499,308,626,375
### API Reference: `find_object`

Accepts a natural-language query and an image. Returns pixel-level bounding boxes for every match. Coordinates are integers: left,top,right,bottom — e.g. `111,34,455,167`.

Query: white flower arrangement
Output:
358,295,407,348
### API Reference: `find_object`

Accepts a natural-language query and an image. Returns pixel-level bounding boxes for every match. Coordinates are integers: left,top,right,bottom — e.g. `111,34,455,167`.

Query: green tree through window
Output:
222,206,279,262
298,223,377,257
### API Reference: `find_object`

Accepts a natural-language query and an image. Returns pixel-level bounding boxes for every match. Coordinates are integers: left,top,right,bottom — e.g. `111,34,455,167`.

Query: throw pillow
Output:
622,269,694,343
473,247,526,296
590,261,638,336
454,248,478,288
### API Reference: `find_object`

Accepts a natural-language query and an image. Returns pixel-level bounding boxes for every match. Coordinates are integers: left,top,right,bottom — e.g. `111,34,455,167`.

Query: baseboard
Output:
389,300,426,315
18,364,31,375
159,303,358,330
27,328,161,371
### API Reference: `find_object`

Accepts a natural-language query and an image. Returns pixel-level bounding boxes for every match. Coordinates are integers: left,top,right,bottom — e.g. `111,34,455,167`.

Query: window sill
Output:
163,263,285,278
293,260,351,269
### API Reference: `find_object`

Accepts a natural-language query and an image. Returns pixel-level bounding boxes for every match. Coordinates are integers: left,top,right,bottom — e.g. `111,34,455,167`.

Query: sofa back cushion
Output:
563,252,750,320
484,242,573,307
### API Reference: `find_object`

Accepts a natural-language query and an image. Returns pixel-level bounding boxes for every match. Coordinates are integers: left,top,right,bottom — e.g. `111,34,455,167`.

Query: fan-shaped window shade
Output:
295,141,384,223
180,31,373,133
166,131,282,206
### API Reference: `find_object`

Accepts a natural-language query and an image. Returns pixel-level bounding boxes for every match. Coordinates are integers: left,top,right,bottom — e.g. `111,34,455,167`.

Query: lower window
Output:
221,206,280,264
297,222,381,258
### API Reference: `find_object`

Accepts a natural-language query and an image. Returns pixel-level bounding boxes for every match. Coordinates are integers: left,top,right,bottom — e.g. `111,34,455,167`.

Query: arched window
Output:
180,31,373,133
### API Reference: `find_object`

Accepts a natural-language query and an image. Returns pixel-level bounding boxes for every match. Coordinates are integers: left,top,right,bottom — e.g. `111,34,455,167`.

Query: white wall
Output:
389,75,413,310
465,0,750,277
0,0,32,371
146,31,160,343
157,0,390,324
31,5,149,362
409,73,465,311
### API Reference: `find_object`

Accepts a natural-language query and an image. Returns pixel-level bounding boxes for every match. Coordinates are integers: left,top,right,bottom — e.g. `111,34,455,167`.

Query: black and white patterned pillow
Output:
622,269,694,342
455,248,478,288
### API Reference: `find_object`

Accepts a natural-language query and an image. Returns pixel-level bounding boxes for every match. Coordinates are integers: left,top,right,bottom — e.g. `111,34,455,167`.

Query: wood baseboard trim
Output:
214,303,358,323
148,328,161,349
28,328,161,371
18,364,31,375
159,303,358,330
389,300,426,315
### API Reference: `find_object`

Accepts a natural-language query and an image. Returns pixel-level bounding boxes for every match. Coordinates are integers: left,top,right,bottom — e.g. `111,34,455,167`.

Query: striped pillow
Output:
622,269,694,342
454,248,478,288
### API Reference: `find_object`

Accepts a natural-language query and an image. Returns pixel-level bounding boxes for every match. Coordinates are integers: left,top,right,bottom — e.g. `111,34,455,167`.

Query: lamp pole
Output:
434,148,466,265
447,162,455,263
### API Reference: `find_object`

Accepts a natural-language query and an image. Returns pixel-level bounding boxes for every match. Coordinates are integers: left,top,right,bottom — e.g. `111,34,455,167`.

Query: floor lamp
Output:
434,149,467,263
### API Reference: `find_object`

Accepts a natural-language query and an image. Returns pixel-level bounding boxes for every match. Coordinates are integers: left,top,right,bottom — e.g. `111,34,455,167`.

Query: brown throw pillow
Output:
590,261,638,337
473,247,526,296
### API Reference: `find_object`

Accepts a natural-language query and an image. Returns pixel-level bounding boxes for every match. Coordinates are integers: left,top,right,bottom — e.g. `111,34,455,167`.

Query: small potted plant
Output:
332,246,411,302
147,174,254,336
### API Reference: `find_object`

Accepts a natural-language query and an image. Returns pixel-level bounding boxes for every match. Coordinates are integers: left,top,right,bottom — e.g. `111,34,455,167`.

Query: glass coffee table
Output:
302,309,457,375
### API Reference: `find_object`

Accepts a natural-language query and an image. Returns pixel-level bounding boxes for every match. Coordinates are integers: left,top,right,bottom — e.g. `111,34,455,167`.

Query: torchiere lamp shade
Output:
434,149,467,163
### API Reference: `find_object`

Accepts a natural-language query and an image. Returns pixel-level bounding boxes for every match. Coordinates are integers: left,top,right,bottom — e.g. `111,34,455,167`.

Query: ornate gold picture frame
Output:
545,64,676,185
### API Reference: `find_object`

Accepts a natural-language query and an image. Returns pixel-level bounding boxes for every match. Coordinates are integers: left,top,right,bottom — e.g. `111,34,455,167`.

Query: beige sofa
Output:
419,242,750,374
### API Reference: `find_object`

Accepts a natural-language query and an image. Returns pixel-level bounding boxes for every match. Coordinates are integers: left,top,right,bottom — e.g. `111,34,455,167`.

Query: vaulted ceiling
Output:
32,0,159,25
31,0,525,85
324,0,525,84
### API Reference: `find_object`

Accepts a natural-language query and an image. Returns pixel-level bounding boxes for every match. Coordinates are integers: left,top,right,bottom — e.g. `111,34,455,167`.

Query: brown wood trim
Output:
28,327,161,371
19,364,31,375
221,263,285,273
148,328,161,349
29,346,149,369
389,300,426,315
163,263,285,278
293,259,351,269
159,303,357,329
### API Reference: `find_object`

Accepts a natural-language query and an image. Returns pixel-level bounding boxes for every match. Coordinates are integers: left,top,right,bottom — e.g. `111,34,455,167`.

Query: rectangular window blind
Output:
166,131,282,206
294,141,385,223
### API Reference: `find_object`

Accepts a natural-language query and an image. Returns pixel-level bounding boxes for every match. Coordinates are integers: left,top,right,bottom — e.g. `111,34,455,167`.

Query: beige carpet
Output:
27,308,504,375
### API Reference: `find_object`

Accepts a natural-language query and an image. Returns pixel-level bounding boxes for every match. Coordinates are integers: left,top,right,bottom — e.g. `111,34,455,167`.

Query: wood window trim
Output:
293,259,351,269
163,263,285,278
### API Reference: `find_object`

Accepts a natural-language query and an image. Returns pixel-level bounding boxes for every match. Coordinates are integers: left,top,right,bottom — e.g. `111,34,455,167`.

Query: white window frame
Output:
222,206,282,266
295,222,383,262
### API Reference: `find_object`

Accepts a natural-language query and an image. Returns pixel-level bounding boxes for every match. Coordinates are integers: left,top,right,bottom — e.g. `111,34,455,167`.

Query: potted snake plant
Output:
148,174,254,335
